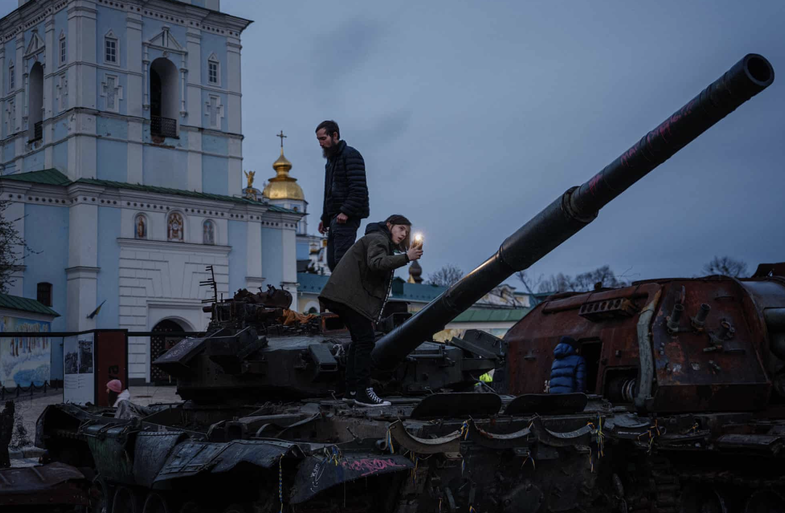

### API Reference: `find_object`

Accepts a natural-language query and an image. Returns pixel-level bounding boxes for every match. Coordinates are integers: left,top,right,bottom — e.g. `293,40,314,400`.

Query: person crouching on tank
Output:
548,336,587,394
319,214,423,407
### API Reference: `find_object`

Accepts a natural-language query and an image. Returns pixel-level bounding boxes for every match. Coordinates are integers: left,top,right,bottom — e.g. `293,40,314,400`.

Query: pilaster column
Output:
66,200,99,331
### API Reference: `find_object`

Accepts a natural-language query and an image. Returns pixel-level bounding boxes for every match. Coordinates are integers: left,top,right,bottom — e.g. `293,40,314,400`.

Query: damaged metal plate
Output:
0,462,88,507
410,393,502,419
290,452,413,504
504,393,588,416
155,439,301,482
133,431,187,487
388,420,462,454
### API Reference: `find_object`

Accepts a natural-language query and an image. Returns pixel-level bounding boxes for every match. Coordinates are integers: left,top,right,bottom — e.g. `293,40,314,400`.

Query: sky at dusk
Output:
6,0,784,289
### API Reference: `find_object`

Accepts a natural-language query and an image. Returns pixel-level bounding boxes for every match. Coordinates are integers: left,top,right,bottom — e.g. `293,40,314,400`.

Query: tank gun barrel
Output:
371,53,774,370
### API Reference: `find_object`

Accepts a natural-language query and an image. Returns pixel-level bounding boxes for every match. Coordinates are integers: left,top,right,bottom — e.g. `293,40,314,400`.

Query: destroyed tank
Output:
25,53,784,513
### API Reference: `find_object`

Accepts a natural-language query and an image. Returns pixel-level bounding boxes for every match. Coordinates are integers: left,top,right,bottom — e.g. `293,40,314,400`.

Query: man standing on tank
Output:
316,120,370,271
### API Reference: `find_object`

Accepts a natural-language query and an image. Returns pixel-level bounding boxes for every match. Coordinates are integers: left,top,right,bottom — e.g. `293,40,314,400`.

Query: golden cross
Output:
277,130,287,148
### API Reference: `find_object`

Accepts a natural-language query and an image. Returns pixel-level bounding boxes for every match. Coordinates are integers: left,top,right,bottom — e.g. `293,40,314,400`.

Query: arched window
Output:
134,214,148,239
59,32,67,67
28,62,43,141
202,220,215,245
167,212,184,242
7,61,14,94
207,53,220,85
150,58,179,138
37,282,52,307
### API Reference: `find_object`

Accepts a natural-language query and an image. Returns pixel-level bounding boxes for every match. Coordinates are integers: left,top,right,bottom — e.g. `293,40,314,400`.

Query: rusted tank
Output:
24,54,783,513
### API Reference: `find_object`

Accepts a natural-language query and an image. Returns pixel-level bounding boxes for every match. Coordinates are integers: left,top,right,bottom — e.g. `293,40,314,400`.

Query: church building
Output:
0,0,304,385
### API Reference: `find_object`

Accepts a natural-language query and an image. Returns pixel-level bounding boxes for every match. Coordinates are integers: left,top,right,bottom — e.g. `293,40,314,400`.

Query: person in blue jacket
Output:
549,336,587,394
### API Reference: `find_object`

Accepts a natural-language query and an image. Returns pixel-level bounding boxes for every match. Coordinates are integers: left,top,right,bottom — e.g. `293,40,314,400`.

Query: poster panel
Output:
0,316,52,387
63,332,95,405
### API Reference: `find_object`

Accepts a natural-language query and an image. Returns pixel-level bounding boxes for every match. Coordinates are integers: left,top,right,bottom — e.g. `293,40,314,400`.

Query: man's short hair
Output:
316,120,340,139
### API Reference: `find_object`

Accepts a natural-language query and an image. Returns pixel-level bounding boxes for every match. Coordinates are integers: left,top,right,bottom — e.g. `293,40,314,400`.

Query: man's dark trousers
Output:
322,299,375,393
327,216,360,272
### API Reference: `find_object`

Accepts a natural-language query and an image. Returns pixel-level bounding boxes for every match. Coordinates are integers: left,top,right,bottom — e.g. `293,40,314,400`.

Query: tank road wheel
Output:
178,501,201,513
142,493,172,513
221,505,248,513
679,485,729,513
744,490,785,513
89,476,112,513
112,486,143,513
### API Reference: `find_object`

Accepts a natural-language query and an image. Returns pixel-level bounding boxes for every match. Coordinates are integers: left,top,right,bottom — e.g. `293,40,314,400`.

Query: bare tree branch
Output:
702,256,748,278
426,264,464,287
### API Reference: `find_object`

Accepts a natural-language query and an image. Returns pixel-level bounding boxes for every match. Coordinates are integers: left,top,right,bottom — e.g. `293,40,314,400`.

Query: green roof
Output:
452,307,531,323
297,272,330,292
0,169,72,186
0,169,297,214
0,294,60,317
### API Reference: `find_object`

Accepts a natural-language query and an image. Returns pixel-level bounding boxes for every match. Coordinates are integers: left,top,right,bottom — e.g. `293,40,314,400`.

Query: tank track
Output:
628,455,680,513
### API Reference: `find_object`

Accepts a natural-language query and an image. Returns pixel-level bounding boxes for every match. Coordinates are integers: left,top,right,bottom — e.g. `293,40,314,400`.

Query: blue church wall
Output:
143,145,187,188
200,33,228,87
262,228,283,287
22,204,69,380
53,141,68,171
54,5,68,40
96,206,121,329
201,155,228,196
96,71,129,116
97,139,128,182
296,240,310,261
200,90,229,132
96,116,128,139
227,220,246,293
3,144,15,165
95,7,127,68
202,134,228,156
191,0,206,8
53,118,69,140
23,149,44,172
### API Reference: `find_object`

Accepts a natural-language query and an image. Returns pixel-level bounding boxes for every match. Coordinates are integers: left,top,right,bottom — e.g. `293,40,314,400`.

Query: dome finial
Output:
262,130,305,201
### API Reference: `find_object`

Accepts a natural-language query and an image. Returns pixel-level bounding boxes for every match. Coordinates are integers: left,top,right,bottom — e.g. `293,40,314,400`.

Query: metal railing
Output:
31,121,42,142
151,115,177,138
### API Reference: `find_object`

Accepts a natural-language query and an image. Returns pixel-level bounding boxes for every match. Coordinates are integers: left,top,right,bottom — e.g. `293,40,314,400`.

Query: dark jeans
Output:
323,299,376,392
327,216,360,271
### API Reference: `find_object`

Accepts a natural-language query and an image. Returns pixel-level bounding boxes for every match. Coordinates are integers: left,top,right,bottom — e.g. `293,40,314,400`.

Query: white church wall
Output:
117,238,230,380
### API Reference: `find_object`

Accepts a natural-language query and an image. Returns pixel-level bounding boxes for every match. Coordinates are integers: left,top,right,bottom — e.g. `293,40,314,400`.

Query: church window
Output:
8,62,14,94
28,62,43,142
150,58,179,137
37,282,52,307
203,220,215,245
208,59,219,85
59,34,67,66
104,32,118,64
134,214,148,239
167,212,184,242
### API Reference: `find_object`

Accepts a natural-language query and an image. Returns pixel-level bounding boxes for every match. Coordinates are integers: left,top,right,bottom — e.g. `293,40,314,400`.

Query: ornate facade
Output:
0,0,302,384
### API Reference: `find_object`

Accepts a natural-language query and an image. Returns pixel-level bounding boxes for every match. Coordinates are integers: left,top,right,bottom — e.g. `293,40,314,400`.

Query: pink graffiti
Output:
588,173,602,196
620,146,637,169
341,458,408,477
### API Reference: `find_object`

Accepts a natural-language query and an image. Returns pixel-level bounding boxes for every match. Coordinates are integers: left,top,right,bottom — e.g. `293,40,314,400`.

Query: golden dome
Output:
262,148,305,201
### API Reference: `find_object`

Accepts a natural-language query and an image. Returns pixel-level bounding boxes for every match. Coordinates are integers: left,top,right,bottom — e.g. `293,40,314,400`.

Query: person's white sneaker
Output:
354,387,391,407
342,391,356,404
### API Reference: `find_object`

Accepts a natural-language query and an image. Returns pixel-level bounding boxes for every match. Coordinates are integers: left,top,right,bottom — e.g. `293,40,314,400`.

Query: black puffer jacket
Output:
321,140,370,225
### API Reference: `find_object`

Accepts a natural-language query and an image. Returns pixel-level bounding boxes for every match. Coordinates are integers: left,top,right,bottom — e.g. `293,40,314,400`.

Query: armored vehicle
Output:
21,53,784,513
